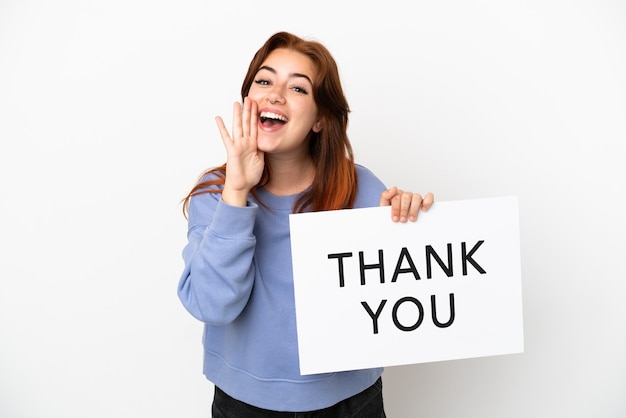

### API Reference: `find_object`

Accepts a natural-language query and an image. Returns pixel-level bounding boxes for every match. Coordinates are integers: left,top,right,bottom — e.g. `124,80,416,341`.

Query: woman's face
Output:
247,48,321,158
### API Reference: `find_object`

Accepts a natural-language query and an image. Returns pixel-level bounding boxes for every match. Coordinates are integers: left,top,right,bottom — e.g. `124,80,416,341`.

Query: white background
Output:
0,1,624,417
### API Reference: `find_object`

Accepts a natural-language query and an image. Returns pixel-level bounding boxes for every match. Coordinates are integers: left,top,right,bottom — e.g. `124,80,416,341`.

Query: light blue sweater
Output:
177,164,386,411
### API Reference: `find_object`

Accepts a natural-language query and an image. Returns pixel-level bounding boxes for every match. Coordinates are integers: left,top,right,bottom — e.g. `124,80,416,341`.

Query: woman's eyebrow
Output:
258,65,313,85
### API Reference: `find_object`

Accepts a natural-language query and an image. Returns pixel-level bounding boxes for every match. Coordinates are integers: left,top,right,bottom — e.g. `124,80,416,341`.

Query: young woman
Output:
178,31,433,417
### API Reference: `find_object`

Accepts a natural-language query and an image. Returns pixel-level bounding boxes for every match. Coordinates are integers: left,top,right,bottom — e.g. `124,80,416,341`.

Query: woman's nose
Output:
267,88,285,105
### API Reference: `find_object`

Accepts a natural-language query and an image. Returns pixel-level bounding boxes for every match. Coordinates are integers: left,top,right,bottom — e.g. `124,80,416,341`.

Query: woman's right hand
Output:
215,97,265,206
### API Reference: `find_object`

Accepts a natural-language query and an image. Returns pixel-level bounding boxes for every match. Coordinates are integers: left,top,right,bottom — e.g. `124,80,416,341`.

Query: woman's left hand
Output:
379,187,434,223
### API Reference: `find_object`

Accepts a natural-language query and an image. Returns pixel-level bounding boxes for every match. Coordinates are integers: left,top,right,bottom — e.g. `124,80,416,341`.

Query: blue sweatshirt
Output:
177,164,387,412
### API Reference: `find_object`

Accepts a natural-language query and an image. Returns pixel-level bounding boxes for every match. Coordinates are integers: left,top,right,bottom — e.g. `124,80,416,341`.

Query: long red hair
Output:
183,32,357,216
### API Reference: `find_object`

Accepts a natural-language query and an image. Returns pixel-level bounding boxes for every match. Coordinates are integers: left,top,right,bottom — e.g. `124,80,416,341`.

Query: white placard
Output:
289,196,523,375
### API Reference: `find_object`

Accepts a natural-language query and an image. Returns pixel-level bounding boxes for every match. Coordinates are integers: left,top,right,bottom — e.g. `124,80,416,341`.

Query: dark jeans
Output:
211,377,386,418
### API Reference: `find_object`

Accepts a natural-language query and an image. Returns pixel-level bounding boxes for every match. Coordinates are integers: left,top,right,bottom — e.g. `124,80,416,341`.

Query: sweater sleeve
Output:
354,164,388,208
177,190,257,325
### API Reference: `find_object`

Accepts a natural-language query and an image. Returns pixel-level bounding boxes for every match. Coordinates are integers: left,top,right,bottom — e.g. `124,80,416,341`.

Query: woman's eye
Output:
254,79,269,85
292,86,308,94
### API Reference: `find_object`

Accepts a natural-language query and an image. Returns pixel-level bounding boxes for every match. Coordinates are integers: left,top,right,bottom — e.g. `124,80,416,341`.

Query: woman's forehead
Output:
259,49,317,81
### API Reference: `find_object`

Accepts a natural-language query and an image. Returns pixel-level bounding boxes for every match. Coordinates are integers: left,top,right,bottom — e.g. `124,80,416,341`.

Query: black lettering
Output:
431,294,455,328
392,296,424,331
359,250,385,285
462,241,487,275
391,247,421,282
327,252,353,287
361,300,388,334
426,244,453,278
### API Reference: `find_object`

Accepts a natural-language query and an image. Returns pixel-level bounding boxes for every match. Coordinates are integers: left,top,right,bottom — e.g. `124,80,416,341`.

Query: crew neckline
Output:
255,187,304,211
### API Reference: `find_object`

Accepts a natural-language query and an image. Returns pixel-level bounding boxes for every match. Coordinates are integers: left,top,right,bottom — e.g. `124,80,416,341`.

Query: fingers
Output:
241,97,251,138
380,187,435,223
215,116,231,145
379,186,397,206
223,98,258,143
216,98,259,149
381,187,410,222
421,192,434,211
248,99,258,142
406,193,422,222
232,101,242,141
397,190,415,223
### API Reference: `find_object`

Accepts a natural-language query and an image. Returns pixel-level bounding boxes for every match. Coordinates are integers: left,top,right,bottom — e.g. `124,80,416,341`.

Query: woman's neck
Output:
264,155,315,196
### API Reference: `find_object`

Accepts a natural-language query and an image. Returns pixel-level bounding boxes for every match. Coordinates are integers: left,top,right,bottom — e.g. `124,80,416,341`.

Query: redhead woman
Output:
178,31,433,417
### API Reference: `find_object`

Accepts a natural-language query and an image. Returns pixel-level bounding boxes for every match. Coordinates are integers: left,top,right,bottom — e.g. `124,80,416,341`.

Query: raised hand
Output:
379,186,434,222
215,97,265,206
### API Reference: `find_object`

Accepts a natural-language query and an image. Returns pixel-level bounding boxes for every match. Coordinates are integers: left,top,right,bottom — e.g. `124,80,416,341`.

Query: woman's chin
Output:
256,138,277,153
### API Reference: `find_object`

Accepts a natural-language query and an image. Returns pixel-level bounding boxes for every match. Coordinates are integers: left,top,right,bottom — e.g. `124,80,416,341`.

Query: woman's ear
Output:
312,119,323,133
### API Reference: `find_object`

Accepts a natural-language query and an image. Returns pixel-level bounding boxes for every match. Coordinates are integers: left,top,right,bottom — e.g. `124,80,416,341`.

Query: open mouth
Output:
259,111,288,127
